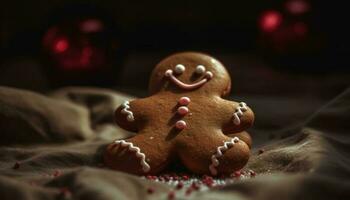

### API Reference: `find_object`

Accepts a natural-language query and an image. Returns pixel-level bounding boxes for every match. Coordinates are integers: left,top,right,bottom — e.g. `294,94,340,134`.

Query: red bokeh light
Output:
42,17,114,72
43,26,105,71
293,22,308,36
53,38,69,53
286,0,310,15
260,11,283,32
80,19,104,33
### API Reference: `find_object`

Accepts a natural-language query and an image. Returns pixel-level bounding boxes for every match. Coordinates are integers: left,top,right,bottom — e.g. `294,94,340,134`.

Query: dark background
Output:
1,0,349,98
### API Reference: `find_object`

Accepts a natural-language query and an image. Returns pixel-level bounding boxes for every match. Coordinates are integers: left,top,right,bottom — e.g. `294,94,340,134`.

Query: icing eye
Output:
174,64,185,74
205,71,213,79
195,65,206,74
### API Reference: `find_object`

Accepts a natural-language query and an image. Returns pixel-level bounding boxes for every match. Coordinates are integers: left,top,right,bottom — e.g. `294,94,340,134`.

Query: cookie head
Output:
149,52,231,96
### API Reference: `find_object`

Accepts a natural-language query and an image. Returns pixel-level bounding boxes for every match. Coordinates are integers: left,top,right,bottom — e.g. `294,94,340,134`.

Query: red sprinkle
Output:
12,162,20,169
191,182,200,190
202,175,214,187
201,175,210,179
147,188,154,194
168,191,175,200
232,171,241,178
176,182,183,190
182,175,189,180
53,170,61,177
203,180,214,187
204,181,213,187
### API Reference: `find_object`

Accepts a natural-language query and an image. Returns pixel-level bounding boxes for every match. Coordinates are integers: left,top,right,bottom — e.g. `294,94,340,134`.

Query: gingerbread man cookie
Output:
104,52,254,175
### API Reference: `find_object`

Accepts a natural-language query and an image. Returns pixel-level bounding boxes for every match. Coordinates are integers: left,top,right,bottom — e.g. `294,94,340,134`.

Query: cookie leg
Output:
177,135,250,176
227,131,252,148
104,135,171,175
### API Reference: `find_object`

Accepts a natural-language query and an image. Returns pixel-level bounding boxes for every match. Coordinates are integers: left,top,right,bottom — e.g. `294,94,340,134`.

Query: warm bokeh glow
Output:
286,0,310,15
260,11,283,32
53,38,69,53
80,19,104,33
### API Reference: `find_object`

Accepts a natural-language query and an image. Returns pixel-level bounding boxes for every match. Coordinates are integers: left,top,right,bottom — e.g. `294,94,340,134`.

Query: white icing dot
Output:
149,136,154,140
205,71,213,79
195,65,206,74
174,64,185,74
164,69,172,77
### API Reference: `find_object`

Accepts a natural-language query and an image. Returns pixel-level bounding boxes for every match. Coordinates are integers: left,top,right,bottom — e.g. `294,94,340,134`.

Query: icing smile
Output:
164,64,213,90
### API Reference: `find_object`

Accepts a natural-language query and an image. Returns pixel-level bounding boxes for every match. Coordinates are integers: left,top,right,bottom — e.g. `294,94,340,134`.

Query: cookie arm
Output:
115,100,139,132
222,101,255,134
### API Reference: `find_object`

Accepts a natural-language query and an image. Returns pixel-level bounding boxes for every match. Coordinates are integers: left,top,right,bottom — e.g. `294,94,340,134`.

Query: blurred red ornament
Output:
260,10,283,32
42,18,108,71
53,38,69,53
80,19,104,33
286,0,310,15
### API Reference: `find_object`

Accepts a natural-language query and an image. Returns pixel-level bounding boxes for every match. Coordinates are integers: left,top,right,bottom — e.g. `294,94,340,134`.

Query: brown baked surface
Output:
0,86,349,199
104,52,255,175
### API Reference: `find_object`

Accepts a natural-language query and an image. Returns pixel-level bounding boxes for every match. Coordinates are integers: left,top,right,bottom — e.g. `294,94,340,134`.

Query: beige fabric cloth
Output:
0,86,349,200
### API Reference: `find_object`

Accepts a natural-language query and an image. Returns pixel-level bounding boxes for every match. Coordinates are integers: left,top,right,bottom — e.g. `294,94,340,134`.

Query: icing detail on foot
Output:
233,102,248,125
121,101,135,122
114,140,151,172
209,137,240,176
